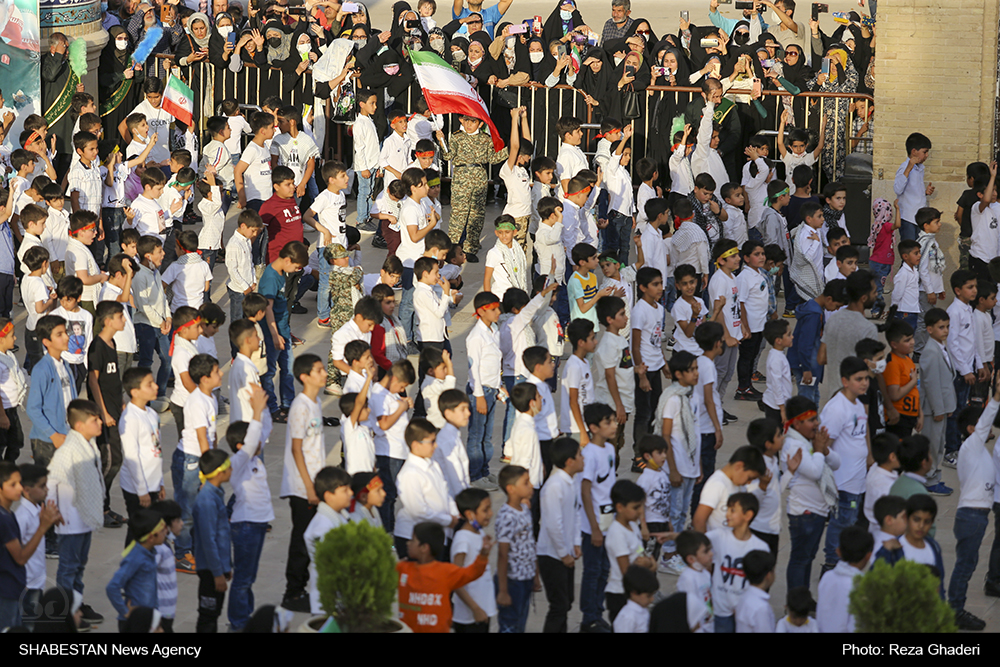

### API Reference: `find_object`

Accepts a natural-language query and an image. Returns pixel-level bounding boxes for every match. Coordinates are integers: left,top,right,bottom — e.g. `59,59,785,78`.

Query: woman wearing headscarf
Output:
427,26,450,59
603,48,649,122
488,22,530,86
541,0,585,47
361,46,417,138
578,46,613,114
338,0,371,34
624,18,657,61
208,12,238,69
525,36,554,84
809,44,858,180
99,25,144,153
126,4,173,54
462,31,497,86
176,12,212,65
764,42,812,128
278,31,321,104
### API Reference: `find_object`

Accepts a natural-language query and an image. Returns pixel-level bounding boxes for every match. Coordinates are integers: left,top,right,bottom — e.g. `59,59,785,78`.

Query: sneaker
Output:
323,416,340,427
75,618,93,632
471,478,498,491
79,603,104,624
406,342,420,356
45,547,59,559
925,482,953,496
631,459,644,473
151,398,170,413
371,236,388,250
317,318,332,328
103,512,123,528
782,309,796,318
486,473,498,484
665,337,676,351
291,334,305,346
580,619,612,633
752,371,766,383
176,554,197,574
984,581,1000,597
324,384,343,397
722,410,738,425
465,253,480,263
954,609,986,631
819,562,836,579
281,593,311,613
659,554,685,576
734,388,760,401
291,303,308,315
357,220,379,233
499,455,511,464
943,452,958,469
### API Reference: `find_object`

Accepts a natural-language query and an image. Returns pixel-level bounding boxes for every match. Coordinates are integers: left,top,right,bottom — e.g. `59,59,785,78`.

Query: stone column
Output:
872,0,999,271
40,0,108,97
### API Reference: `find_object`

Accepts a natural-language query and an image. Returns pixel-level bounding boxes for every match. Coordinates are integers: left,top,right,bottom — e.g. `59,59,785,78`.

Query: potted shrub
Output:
849,559,956,632
300,521,408,633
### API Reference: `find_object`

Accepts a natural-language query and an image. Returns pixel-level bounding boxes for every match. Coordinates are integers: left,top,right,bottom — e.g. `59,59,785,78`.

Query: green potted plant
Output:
849,559,956,632
300,521,409,633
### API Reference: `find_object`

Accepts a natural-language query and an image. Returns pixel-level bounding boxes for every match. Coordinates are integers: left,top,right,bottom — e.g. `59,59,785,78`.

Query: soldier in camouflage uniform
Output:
324,243,363,388
436,116,508,261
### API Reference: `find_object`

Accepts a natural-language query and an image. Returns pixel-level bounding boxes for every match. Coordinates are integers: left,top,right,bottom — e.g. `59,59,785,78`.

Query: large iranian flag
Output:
162,75,195,127
408,49,505,152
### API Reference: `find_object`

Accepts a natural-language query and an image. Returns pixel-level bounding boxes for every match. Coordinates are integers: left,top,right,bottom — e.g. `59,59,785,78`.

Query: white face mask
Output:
529,51,543,63
217,25,232,38
296,42,311,55
613,56,623,66
452,50,466,62
873,358,887,374
116,37,128,50
470,56,482,67
430,38,443,51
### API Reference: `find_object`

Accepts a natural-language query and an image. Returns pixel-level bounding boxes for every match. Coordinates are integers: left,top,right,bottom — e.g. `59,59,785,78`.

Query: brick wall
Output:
872,0,999,269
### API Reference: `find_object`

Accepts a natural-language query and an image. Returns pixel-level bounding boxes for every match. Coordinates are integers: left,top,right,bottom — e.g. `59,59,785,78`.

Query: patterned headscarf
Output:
867,197,892,249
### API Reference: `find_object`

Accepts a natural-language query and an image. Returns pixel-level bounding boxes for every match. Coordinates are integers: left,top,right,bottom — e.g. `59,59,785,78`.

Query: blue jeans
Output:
663,276,677,313
399,268,415,345
787,511,827,590
949,507,989,610
200,248,219,274
690,434,718,516
228,288,246,358
376,455,406,536
262,329,294,413
295,272,318,307
782,267,801,311
947,375,972,454
317,259,332,321
900,220,918,242
869,260,892,312
714,614,735,633
792,371,820,405
0,596,20,629
502,374,526,446
579,531,610,625
56,531,91,595
666,476,696,551
495,576,533,633
102,206,126,258
824,491,861,565
228,521,269,631
895,310,918,330
172,449,201,557
357,172,375,226
466,386,498,481
601,211,631,266
136,323,171,396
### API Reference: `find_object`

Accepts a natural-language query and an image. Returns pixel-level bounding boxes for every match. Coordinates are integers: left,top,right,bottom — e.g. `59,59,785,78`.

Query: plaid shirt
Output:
601,17,634,44
67,161,103,215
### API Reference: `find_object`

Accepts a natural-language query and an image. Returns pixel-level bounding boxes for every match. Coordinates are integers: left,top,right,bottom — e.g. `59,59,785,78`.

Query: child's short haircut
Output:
414,139,437,157
623,564,659,596
250,110,274,133
531,155,557,176
897,239,919,257
871,432,900,465
788,127,810,146
555,116,581,138
885,318,914,345
905,132,932,154
838,525,875,563
67,398,101,428
906,493,937,519
413,521,446,561
28,175,52,195
873,494,907,527
424,229,451,253
136,235,163,263
674,264,697,284
344,340,370,366
188,353,219,384
120,228,142,248
404,417,437,450
694,321,724,353
197,179,213,199
740,240,763,259
668,350,697,378
199,302,226,327
354,296,382,325
0,462,16,486
413,255,437,281
636,434,668,459
123,367,153,399
789,164,813,189
225,421,250,453
583,402,615,431
339,391,362,418
693,172,716,191
37,314,67,345
238,210,264,229
9,149,34,172
950,269,976,292
595,295,625,328
786,586,816,617
634,157,657,182
534,197,561,224
636,266,662,289
107,253,137,279
23,245,49,272
510,382,537,413
728,492,759,520
550,437,580,469
785,395,817,422
293,353,322,385
976,280,998,307
915,207,941,229
570,243,597,267
370,283,394,303
379,255,404,277
438,388,469,416
387,179,407,200
389,359,416,385
473,291,500,313
957,404,988,440
522,346,550,375
125,112,146,135
276,105,301,129
720,182,739,201
41,183,63,202
278,240,309,266
170,150,192,167
242,293,267,318
69,209,99,233
676,530,712,563
176,230,199,253
567,318,595,351
764,244,786,264
853,338,885,363
140,167,167,188
745,419,780,452
826,227,848,245
498,464,528,493
501,288,530,315
730,445,768,475
205,115,228,139
95,300,125,331
835,245,859,263
821,181,847,202
20,204,48,228
742,550,776,585
645,197,669,222
150,499,183,523
129,508,164,543
897,434,931,473
314,466,352,499
78,113,101,133
350,471,380,500
763,319,788,346
712,238,739,264
271,165,295,185
18,463,48,487
455,487,490,517
840,356,869,379
800,201,823,221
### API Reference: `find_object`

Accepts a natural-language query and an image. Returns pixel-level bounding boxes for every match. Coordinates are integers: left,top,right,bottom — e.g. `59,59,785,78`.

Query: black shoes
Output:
580,618,612,633
79,603,104,625
465,253,480,263
954,609,986,631
282,593,310,613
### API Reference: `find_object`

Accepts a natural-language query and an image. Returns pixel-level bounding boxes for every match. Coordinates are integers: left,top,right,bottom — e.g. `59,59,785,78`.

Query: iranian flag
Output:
408,49,505,152
162,75,195,126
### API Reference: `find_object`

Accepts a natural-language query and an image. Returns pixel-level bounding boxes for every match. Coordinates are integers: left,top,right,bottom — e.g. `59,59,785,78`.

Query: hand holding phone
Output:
508,22,527,34
821,57,831,75
342,1,359,11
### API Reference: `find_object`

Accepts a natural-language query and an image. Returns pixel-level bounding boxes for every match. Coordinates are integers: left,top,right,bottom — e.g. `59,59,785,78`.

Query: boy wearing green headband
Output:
760,179,791,260
106,508,167,630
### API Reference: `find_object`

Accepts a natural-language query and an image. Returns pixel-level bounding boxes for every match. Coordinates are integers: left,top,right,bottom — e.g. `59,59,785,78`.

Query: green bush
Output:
314,521,397,632
849,559,956,633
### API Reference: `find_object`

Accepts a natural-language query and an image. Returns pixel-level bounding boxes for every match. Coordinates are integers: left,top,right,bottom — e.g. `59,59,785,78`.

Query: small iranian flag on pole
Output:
408,49,505,152
162,75,195,127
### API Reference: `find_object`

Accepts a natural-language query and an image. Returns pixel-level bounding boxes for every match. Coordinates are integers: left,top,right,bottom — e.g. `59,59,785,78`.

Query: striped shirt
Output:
67,161,104,215
155,543,178,618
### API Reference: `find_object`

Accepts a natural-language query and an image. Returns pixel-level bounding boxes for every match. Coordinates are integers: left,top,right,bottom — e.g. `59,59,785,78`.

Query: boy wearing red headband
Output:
65,210,106,314
467,291,505,489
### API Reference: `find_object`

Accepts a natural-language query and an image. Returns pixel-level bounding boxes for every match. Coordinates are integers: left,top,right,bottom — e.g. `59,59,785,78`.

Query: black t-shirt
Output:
87,337,123,421
784,194,821,232
860,381,885,437
957,189,978,239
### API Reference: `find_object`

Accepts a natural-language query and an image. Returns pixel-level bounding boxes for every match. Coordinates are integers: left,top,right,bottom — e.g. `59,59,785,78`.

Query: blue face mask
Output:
101,1,108,12
560,10,572,20
768,266,780,275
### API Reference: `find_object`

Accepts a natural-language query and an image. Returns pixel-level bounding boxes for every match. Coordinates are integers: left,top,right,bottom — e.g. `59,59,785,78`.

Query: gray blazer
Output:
920,340,957,416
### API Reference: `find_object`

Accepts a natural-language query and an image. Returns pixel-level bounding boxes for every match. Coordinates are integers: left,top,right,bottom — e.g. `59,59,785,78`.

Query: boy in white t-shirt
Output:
777,110,823,196
635,435,671,566
690,322,726,512
303,466,353,615
97,253,138,370
761,319,794,424
693,445,764,535
51,277,92,393
222,100,252,164
303,161,350,325
195,168,225,271
632,267,666,452
706,493,770,633
559,319,597,442
450,487,498,632
675,529,716,633
593,296,635,466
484,214,529,302
670,264,707,357
272,106,320,206
341,378,375,476
235,111,276,210
708,240,743,421
372,360,417,534
21,246,57,372
118,367,163,525
734,241,769,401
555,116,587,193
816,525,873,633
228,319,273,446
775,586,819,633
499,107,533,250
746,419,785,554
161,230,213,311
604,479,659,624
65,210,107,310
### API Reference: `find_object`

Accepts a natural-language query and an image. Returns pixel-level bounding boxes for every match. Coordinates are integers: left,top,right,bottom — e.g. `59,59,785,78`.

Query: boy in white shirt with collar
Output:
412,256,453,349
380,110,411,196
871,495,907,555
613,565,660,634
603,126,636,266
945,270,982,468
735,550,776,633
280,354,329,612
393,418,459,558
775,587,819,633
12,463,58,629
466,293,505,489
65,211,107,310
41,184,70,272
816,526,874,633
720,183,748,247
97,253,138,371
224,211,263,337
419,347,456,429
196,168,225,270
433,389,472,498
118,367,162,526
129,167,168,242
824,243,859,284
892,240,922,329
178,353,222,556
734,241,769,402
555,116,587,194
16,205,55,285
329,297,380,391
372,360,416,534
560,319,597,443
537,438,584,632
304,466,354,615
341,381,375,476
529,157,560,241
523,347,558,474
863,434,900,536
160,230,212,311
229,320,273,446
676,530,716,633
506,383,543,516
484,215,529,302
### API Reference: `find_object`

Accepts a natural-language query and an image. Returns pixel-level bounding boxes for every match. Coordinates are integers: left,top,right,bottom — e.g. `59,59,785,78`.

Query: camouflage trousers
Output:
959,236,971,271
513,215,530,253
447,169,488,254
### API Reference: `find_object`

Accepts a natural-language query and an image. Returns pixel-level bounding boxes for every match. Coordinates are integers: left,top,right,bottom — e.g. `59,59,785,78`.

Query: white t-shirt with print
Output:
632,299,665,372
280,393,326,499
559,355,593,435
709,270,743,342
239,141,273,202
736,266,769,334
578,442,616,535
671,297,706,356
592,330,635,414
706,527,770,617
693,354,722,434
660,394,701,479
181,389,217,456
605,519,645,594
698,469,743,532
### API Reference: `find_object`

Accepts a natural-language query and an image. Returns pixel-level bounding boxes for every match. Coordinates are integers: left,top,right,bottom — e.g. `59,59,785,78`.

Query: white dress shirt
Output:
947,298,981,376
225,230,256,293
466,319,502,396
413,281,451,343
816,560,863,633
393,452,458,539
352,113,380,173
613,600,650,633
893,159,926,222
508,411,543,488
230,420,275,523
379,131,411,194
892,262,920,313
735,586,775,633
537,467,582,559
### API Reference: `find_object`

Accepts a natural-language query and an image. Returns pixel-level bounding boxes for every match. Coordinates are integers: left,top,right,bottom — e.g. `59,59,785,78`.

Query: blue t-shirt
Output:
0,221,13,276
0,506,25,601
259,266,290,338
453,3,504,38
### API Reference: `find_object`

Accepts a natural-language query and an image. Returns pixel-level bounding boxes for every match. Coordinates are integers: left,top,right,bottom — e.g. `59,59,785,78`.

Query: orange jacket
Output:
396,556,489,632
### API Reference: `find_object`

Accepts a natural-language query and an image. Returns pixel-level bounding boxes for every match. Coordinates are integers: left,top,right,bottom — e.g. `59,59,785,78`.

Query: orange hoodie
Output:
396,555,489,633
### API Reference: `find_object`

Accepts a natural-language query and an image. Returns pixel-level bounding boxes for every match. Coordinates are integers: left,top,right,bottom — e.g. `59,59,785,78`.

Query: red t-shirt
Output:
260,195,303,263
396,556,488,632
